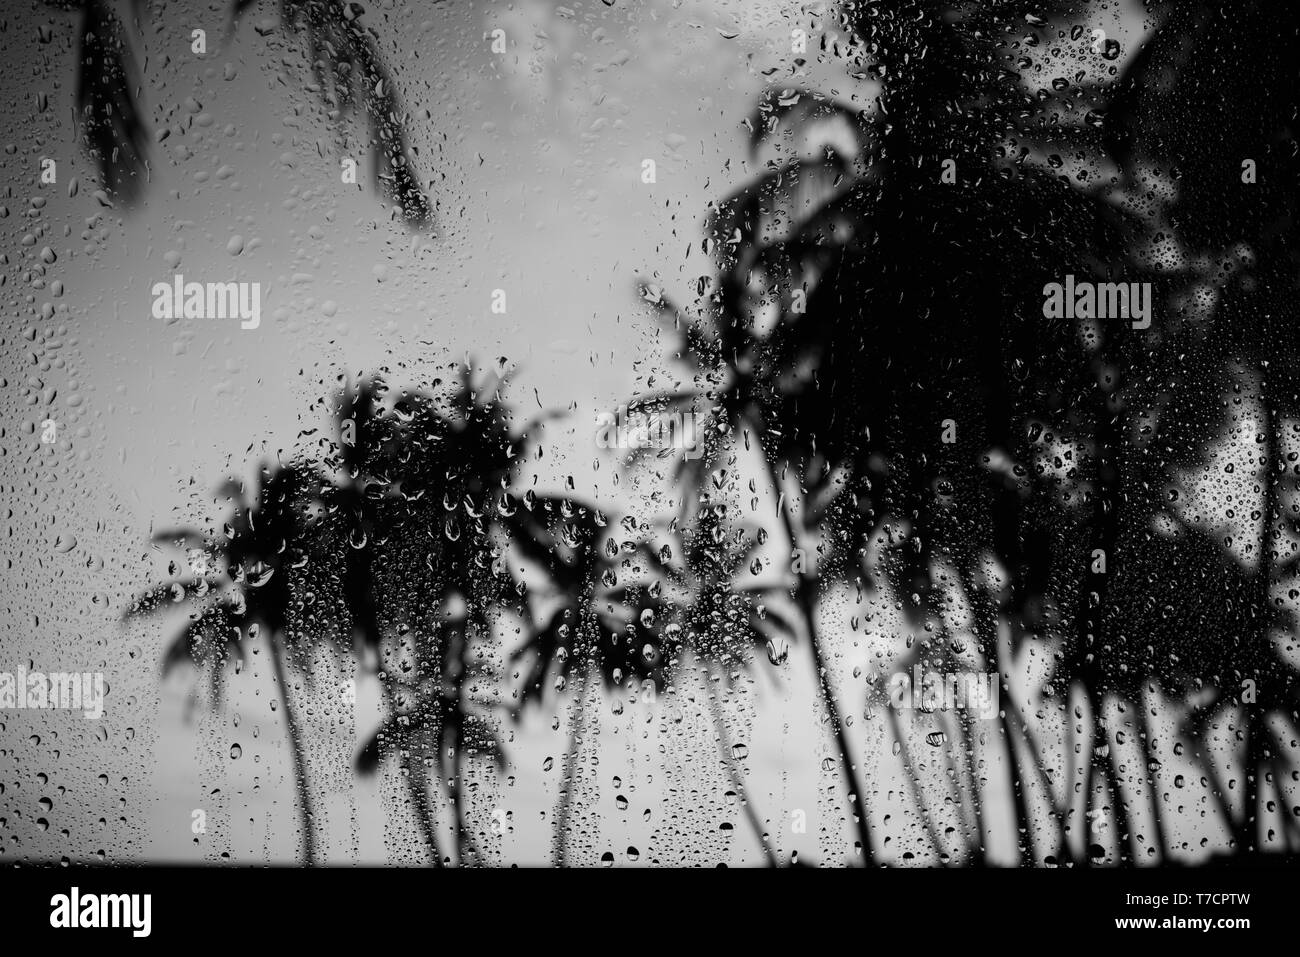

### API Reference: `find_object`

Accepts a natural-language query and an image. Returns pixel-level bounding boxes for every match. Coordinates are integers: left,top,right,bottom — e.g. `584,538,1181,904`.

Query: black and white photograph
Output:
0,0,1291,939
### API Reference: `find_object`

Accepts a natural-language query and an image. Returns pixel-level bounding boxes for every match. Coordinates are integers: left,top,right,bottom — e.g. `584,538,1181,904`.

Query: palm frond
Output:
278,0,432,227
75,0,148,204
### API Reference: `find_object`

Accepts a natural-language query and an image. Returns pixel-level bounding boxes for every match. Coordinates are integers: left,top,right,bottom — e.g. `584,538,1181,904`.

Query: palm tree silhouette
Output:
65,0,149,205
506,493,621,866
508,461,780,864
118,0,1300,867
317,377,449,864
687,0,1300,868
1096,0,1300,861
239,0,433,226
343,369,597,865
129,461,332,864
650,1,1178,866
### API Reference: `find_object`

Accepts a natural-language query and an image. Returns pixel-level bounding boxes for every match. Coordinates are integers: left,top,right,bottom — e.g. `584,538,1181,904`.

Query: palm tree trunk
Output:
1080,360,1125,866
442,713,480,866
1074,699,1094,867
1236,373,1280,856
965,570,1031,866
448,754,469,863
996,708,1035,865
1001,694,1070,863
1236,700,1265,855
551,660,590,867
1270,739,1300,850
1092,707,1135,866
1063,699,1080,864
1136,694,1167,863
770,471,875,865
705,682,777,866
957,714,989,864
886,706,949,862
956,528,1034,865
267,631,318,866
443,613,484,867
407,739,445,866
1103,749,1136,865
373,654,445,866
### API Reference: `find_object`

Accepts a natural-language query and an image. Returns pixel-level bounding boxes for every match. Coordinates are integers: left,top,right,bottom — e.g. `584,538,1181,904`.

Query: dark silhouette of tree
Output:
57,0,150,205
650,1,1203,867
640,494,784,866
506,495,626,865
664,0,1300,868
229,0,433,226
46,0,431,221
1096,0,1300,861
507,461,780,864
343,371,528,865
129,462,332,865
134,368,578,866
319,377,447,864
121,0,1300,868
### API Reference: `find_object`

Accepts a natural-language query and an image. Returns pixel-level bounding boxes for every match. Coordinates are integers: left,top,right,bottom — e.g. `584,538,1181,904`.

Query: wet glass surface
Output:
0,0,1296,869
